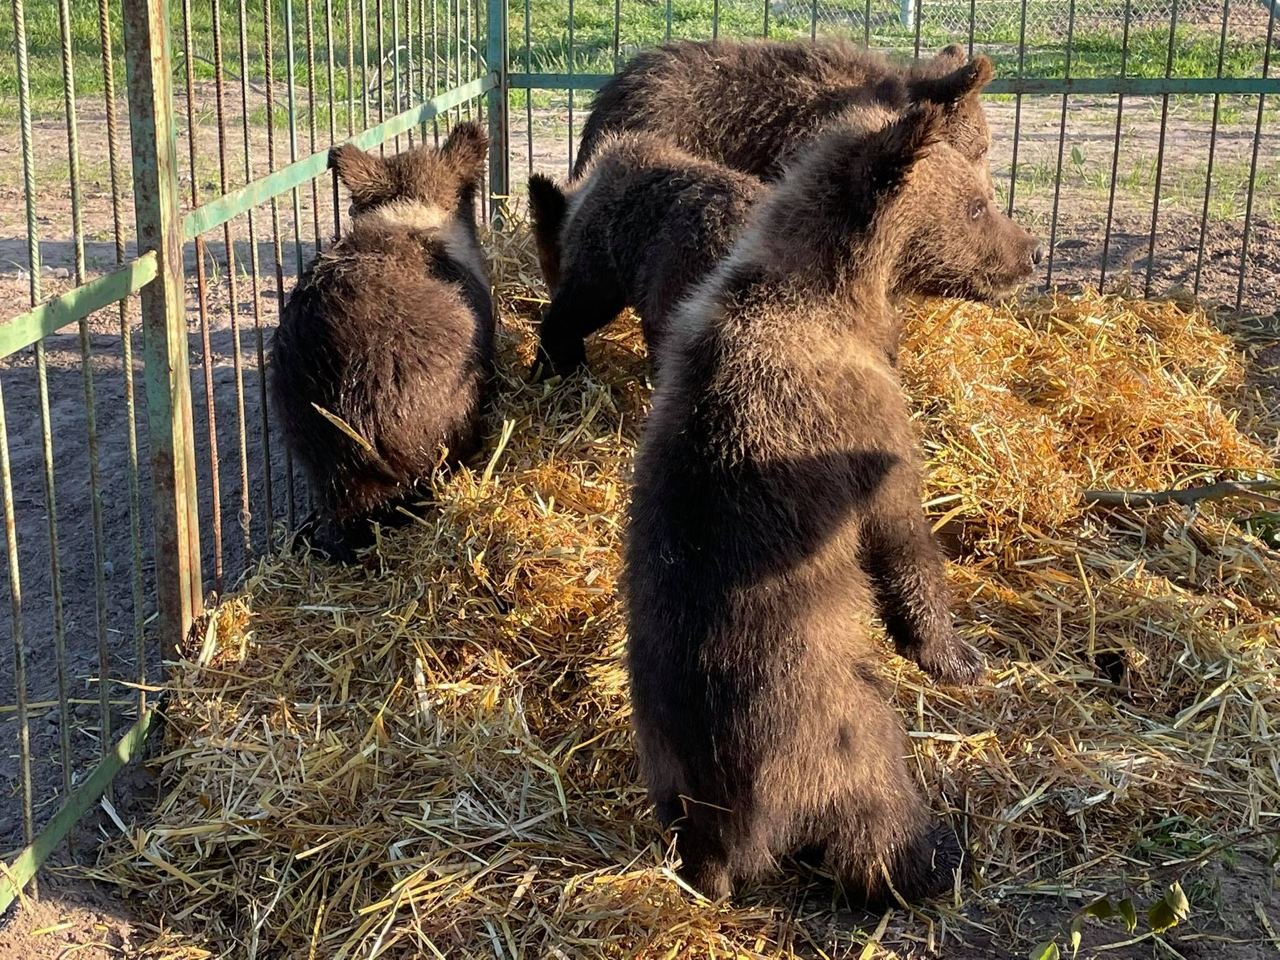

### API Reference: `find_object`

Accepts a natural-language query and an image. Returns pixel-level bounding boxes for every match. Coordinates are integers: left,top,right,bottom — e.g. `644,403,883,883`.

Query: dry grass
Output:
88,217,1280,958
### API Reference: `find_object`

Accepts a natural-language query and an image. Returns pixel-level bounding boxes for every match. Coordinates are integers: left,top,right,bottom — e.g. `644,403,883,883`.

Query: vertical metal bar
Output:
305,0,323,244
0,382,33,898
967,0,975,56
57,0,114,759
1099,0,1133,289
1194,0,1232,296
1142,0,1179,297
763,0,770,37
37,4,69,832
361,0,371,131
237,0,274,540
264,0,298,527
348,0,358,138
862,0,869,46
487,0,508,206
465,0,473,119
1236,4,1276,310
123,0,205,659
1044,0,1076,287
180,0,224,591
8,0,39,898
809,0,817,41
1006,0,1029,216
32,348,69,821
392,0,403,146
912,0,922,57
612,0,620,70
431,0,440,143
284,0,308,277
454,0,462,122
664,0,671,43
376,0,386,145
712,0,720,39
212,0,255,562
326,0,341,235
523,0,531,174
98,0,147,716
418,0,428,140
567,0,574,175
404,0,414,147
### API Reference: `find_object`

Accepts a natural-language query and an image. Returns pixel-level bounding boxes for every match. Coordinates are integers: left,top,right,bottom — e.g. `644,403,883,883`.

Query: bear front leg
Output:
862,486,985,685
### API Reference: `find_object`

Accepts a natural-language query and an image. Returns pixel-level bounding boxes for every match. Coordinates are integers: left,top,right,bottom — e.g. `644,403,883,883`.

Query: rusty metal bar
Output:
98,0,148,719
263,0,299,528
1044,0,1077,287
236,0,275,539
1099,0,1134,289
180,0,225,593
1142,0,1180,298
1237,2,1277,309
211,0,254,562
57,0,115,762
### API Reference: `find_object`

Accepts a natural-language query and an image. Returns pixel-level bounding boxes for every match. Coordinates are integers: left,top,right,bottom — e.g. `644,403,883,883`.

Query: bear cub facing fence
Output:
526,132,765,378
623,104,1042,902
269,122,494,562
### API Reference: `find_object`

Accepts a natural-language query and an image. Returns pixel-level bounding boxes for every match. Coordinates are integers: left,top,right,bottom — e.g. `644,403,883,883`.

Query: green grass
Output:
0,0,479,120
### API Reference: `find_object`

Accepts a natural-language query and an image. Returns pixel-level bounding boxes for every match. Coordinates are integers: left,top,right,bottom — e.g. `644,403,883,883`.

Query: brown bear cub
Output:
574,39,996,189
526,133,765,378
623,105,1041,902
270,122,494,561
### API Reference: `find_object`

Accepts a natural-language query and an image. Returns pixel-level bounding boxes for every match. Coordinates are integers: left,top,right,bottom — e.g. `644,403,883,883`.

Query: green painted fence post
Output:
121,0,204,645
486,0,509,218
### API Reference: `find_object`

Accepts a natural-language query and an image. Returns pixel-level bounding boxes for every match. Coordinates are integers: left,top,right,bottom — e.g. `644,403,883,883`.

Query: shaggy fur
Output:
573,39,996,190
270,123,494,561
623,105,1041,902
527,132,765,377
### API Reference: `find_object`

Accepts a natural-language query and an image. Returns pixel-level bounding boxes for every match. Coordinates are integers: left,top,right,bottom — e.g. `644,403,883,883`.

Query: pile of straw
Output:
92,221,1279,958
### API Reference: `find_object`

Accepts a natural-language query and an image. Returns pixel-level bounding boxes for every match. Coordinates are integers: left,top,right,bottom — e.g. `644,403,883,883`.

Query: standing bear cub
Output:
574,39,996,190
526,133,764,378
624,105,1041,902
270,123,494,561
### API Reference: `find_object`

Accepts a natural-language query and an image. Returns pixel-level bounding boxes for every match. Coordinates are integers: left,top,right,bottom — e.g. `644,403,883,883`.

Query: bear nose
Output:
1031,244,1046,266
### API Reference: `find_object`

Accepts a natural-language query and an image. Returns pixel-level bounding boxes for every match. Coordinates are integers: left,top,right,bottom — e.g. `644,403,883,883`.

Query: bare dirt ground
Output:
0,81,1277,956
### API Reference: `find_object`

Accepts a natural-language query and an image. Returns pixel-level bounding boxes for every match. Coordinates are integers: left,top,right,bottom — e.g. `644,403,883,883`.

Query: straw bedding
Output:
94,220,1280,958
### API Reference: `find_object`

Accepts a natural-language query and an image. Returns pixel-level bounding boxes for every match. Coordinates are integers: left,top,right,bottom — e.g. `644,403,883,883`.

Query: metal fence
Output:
0,0,1275,913
0,0,496,910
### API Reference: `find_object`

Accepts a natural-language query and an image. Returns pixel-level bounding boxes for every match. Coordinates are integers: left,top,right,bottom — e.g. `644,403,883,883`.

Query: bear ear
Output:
934,44,967,69
441,121,489,183
329,144,395,207
864,103,946,194
908,54,995,106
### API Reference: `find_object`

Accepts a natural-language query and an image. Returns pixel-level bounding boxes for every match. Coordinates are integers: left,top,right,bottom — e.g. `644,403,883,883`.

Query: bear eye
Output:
968,197,986,221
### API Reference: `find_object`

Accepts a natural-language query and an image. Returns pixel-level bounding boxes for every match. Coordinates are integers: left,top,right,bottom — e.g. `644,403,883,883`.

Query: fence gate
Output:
0,0,1276,912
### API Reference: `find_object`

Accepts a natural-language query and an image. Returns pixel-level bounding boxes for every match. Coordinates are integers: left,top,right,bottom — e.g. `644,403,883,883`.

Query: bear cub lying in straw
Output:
270,123,494,562
575,39,996,189
624,104,1042,902
526,133,764,378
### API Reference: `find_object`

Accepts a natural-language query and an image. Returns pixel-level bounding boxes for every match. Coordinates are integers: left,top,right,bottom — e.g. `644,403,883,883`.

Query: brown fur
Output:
270,123,494,561
623,105,1042,902
526,132,765,378
573,39,996,192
